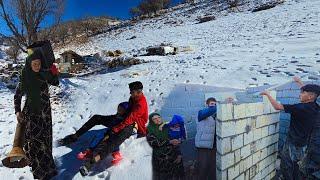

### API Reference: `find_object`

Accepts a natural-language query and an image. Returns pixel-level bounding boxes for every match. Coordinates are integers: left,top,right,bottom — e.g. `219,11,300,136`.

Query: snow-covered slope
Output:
0,0,320,179
0,44,5,61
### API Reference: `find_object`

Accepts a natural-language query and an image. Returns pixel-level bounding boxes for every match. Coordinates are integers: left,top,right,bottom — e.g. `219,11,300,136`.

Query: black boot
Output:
79,158,95,176
58,134,78,146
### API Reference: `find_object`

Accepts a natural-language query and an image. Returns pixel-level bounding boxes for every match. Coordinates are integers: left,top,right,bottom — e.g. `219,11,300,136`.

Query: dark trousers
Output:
299,154,320,179
280,140,306,180
76,115,121,152
76,115,117,137
93,125,134,160
196,147,216,180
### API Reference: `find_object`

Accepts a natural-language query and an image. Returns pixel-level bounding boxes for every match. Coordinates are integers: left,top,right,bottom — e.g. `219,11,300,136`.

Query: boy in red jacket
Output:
79,81,149,176
113,81,149,137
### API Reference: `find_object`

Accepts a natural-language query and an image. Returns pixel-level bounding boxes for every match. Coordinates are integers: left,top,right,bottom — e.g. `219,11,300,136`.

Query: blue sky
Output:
63,0,141,20
0,0,181,35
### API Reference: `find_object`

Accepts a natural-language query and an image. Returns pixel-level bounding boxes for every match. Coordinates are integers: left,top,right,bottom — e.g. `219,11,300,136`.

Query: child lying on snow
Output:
160,115,186,163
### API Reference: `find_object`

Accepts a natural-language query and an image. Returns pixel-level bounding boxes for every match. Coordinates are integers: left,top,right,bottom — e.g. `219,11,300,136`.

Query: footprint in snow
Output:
97,173,105,178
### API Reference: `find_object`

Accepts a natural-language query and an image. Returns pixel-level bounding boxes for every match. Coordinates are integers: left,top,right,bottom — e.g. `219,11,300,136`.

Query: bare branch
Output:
0,0,65,52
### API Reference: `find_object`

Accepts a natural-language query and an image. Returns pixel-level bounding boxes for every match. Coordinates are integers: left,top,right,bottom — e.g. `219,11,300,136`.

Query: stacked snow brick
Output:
215,91,280,180
272,81,320,150
272,82,300,151
246,80,320,151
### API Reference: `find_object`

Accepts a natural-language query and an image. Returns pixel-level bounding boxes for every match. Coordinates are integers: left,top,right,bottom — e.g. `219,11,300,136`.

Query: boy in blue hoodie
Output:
195,97,234,180
195,97,217,180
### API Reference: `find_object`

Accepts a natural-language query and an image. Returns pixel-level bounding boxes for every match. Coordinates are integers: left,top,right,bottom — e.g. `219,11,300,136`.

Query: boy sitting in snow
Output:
79,81,148,176
58,102,130,165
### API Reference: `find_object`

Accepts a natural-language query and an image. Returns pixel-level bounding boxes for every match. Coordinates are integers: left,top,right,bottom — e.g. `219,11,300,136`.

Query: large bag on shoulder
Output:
27,40,55,70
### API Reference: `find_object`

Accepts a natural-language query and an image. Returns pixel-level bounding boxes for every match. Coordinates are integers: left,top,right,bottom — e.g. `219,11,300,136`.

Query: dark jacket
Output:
14,70,59,179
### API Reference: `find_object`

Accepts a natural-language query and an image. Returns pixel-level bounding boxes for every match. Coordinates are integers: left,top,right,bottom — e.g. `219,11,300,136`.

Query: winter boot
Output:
77,149,93,160
58,134,78,146
79,158,95,176
111,151,122,165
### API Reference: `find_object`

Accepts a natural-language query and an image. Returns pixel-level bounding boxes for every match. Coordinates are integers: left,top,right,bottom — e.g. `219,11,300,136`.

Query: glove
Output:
50,64,59,75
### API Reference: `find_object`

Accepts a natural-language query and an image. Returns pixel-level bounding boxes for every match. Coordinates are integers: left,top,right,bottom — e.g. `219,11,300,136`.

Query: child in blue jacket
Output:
160,115,186,165
160,115,186,141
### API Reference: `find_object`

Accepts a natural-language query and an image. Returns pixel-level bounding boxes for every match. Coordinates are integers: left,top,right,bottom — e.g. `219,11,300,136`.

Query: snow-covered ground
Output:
0,45,6,62
0,0,320,179
0,43,9,69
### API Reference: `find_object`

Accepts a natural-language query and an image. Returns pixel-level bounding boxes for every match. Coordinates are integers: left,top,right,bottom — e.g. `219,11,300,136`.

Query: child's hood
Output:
169,115,186,139
169,115,184,127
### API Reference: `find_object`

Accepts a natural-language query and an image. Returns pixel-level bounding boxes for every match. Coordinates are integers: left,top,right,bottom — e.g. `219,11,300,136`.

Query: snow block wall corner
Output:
272,81,320,151
215,91,280,180
246,80,320,152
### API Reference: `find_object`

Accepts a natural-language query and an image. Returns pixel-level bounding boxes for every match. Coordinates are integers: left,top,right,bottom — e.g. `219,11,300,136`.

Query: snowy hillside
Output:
0,46,7,70
0,44,5,60
0,0,320,179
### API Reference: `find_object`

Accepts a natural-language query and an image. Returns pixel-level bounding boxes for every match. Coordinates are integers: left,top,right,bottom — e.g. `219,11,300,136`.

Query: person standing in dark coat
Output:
147,113,185,180
14,50,59,179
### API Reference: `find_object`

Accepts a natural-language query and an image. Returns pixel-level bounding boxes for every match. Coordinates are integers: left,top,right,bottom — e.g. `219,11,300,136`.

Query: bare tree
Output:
162,0,171,9
130,7,141,17
0,0,65,52
81,17,92,37
79,16,109,37
5,42,20,63
53,24,69,44
134,0,172,16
